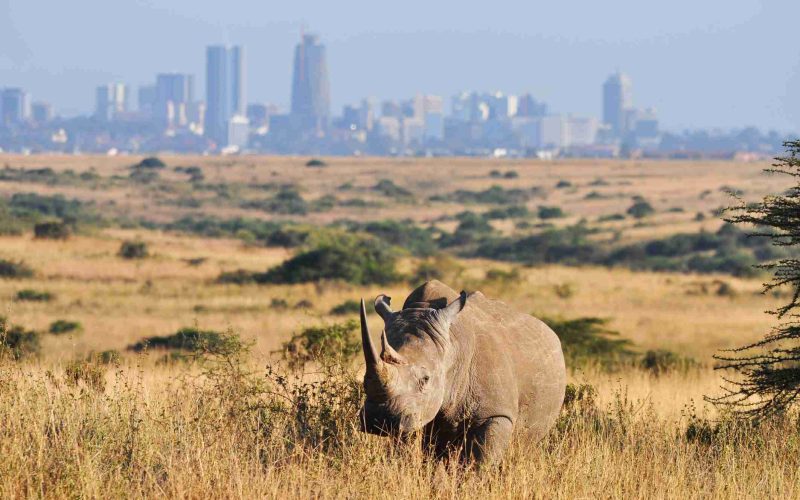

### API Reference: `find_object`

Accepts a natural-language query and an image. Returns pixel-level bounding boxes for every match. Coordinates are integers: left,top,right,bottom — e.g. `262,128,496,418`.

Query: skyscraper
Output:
1,88,30,125
95,83,128,122
155,73,194,128
602,71,632,138
205,45,245,146
290,34,330,134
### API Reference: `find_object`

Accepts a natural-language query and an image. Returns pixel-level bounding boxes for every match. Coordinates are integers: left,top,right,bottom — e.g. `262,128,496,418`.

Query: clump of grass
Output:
0,316,40,360
640,349,699,376
277,320,361,370
14,289,53,302
118,240,148,259
33,220,71,239
330,299,361,316
49,320,82,335
0,259,34,279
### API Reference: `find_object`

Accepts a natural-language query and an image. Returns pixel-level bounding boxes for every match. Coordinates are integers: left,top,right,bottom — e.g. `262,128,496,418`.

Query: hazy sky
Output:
2,0,800,132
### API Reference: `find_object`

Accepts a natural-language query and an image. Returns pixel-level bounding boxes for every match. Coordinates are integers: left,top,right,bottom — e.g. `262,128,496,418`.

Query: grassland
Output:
0,154,797,498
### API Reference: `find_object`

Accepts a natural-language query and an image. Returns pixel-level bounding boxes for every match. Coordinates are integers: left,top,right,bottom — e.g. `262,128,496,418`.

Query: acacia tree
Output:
709,140,800,417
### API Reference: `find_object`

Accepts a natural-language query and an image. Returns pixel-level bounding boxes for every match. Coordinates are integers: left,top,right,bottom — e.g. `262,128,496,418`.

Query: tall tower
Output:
155,73,194,129
602,71,632,138
1,88,30,125
94,83,128,122
290,33,330,134
205,45,246,147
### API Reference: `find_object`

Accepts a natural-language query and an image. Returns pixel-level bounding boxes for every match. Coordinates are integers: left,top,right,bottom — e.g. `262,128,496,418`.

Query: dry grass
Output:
0,155,796,498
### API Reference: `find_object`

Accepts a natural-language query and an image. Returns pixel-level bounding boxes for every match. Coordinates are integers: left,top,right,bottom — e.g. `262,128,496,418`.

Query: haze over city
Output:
3,0,800,131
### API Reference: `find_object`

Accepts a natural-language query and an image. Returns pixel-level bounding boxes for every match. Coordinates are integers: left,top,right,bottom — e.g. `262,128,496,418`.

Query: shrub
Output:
270,298,289,309
34,220,71,239
640,349,699,376
542,316,634,369
14,289,53,302
118,240,148,259
538,205,566,219
556,180,572,188
257,235,400,285
627,200,655,218
49,320,82,335
330,299,361,316
0,259,34,279
484,268,520,285
9,193,86,222
0,316,40,360
306,158,327,167
503,170,519,179
484,205,530,220
64,355,109,391
128,326,234,354
134,157,166,169
242,187,309,215
373,179,412,198
278,320,361,370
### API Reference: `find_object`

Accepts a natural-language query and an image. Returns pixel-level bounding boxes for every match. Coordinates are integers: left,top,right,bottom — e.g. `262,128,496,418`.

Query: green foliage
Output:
128,326,239,356
118,240,148,259
0,259,34,279
538,205,566,219
627,200,655,218
242,187,310,215
433,185,541,205
543,316,634,368
330,299,361,316
305,158,327,167
14,289,53,302
373,179,412,198
255,235,400,285
484,205,530,220
640,349,699,376
9,192,87,223
278,320,361,370
34,220,71,239
64,352,114,391
0,316,40,360
556,180,572,188
134,157,166,169
49,320,82,335
337,219,438,257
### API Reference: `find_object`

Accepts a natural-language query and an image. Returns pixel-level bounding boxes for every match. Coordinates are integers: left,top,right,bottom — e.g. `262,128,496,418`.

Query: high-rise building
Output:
155,73,194,129
95,83,128,122
138,85,157,116
31,102,53,124
602,71,632,138
1,88,30,125
517,94,548,118
206,45,245,147
290,33,330,134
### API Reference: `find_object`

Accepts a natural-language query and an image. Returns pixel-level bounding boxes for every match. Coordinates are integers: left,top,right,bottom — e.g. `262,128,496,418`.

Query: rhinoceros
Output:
359,280,566,464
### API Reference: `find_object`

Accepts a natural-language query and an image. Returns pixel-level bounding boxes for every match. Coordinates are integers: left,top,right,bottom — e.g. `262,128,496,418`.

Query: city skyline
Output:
2,1,800,132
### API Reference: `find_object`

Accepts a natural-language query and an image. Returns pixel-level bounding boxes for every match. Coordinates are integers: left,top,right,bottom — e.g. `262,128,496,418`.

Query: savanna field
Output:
0,154,798,498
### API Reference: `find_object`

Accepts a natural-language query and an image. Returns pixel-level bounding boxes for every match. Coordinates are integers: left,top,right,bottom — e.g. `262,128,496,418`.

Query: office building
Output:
95,83,128,122
206,45,245,146
290,33,330,133
602,71,632,138
155,73,194,129
1,88,30,125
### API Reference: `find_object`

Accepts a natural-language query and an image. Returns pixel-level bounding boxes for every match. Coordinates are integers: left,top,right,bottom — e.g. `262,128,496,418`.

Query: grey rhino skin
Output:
359,280,566,464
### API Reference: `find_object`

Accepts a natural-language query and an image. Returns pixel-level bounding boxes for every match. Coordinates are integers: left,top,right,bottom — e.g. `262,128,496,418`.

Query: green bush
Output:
128,326,234,354
542,316,634,369
373,179,412,198
277,320,361,370
556,180,572,188
538,205,566,219
256,235,400,285
34,220,71,239
433,185,540,205
118,240,148,259
134,157,166,169
305,158,327,167
329,299,361,316
627,200,655,218
0,316,40,360
639,349,699,376
0,259,34,279
15,289,53,302
49,320,82,335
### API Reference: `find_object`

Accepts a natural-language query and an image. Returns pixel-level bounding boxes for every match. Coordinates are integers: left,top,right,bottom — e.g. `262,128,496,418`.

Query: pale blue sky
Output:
2,0,799,131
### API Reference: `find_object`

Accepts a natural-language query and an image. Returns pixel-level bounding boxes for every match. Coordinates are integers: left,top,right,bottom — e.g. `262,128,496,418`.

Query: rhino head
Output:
359,291,467,436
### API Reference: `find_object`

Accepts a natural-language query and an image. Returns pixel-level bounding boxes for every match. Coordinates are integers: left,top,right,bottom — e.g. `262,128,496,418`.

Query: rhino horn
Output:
360,298,381,370
380,330,407,365
374,294,394,323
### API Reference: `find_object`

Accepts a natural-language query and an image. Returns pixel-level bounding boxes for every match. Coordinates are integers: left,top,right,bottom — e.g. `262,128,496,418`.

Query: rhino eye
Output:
418,375,430,391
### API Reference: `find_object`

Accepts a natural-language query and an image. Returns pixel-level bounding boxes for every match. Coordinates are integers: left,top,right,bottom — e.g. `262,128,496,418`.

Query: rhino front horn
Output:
360,298,382,370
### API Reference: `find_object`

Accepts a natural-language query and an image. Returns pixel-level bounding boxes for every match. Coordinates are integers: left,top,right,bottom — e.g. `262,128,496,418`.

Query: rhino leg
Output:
464,416,513,465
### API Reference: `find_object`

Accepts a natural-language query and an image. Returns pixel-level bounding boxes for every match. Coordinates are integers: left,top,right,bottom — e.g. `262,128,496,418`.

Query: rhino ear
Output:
437,291,467,329
374,294,394,323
